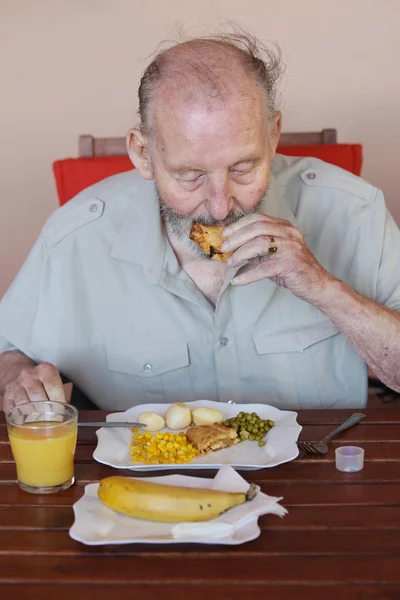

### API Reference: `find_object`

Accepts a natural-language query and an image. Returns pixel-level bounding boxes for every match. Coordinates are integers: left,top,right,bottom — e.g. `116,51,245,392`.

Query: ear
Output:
269,111,282,158
126,128,153,180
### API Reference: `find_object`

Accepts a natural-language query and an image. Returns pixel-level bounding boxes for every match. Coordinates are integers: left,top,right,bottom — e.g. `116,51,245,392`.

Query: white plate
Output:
69,468,283,546
93,400,302,471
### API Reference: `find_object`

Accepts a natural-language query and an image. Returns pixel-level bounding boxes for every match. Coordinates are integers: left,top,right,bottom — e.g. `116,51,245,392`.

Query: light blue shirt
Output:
0,154,399,410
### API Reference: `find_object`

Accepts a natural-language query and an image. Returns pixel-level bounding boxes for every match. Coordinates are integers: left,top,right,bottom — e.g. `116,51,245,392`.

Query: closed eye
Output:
232,168,253,175
175,170,204,182
230,161,256,175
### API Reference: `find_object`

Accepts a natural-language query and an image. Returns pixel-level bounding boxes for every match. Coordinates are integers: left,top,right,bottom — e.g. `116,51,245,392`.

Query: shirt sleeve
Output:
0,339,19,354
0,233,48,361
374,191,400,311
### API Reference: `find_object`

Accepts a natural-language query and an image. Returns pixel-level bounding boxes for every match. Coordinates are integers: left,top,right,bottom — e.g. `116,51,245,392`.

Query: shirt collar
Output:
259,171,299,228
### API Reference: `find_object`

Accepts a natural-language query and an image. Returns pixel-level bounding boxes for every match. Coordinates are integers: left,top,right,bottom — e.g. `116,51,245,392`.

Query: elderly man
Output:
1,34,399,413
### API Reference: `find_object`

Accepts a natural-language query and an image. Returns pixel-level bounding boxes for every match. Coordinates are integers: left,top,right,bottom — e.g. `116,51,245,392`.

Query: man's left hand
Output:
222,213,334,303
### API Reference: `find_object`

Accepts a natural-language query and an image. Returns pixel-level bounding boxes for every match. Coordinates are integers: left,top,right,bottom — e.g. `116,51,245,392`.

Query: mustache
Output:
160,207,248,228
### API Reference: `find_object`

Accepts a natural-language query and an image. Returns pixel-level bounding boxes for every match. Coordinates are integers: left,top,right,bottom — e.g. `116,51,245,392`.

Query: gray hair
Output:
138,31,284,138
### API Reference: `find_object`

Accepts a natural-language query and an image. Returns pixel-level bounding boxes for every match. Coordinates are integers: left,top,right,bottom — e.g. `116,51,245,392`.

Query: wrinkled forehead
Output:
151,82,268,156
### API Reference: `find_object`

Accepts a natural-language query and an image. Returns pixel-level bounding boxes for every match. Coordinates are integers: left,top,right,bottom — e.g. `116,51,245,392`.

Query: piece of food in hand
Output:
192,407,224,426
165,402,192,429
130,431,199,464
186,423,239,455
189,223,232,262
98,476,257,522
137,411,165,432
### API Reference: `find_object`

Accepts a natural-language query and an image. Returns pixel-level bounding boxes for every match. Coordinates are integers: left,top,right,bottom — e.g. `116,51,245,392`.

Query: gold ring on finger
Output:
268,236,278,254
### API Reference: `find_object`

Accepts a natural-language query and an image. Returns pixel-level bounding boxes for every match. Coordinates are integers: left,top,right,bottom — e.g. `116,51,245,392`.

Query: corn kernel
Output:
129,430,199,465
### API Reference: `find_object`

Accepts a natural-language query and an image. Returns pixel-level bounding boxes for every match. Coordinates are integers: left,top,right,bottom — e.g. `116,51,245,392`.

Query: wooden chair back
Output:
79,129,338,157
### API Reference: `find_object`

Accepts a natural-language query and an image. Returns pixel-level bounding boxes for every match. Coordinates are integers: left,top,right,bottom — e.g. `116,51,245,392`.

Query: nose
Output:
205,176,233,221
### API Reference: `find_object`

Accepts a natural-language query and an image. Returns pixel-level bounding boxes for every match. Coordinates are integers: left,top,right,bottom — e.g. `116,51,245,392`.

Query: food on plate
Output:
186,423,239,455
98,475,257,522
130,431,199,464
223,412,275,447
191,407,224,426
189,223,232,262
165,402,192,429
137,411,165,432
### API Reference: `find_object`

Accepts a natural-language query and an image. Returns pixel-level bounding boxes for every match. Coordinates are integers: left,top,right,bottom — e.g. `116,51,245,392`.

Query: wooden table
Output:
1,407,400,599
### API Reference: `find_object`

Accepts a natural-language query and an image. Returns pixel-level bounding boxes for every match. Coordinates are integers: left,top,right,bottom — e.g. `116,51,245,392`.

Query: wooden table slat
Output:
3,458,400,484
2,555,400,584
1,584,400,600
2,528,400,555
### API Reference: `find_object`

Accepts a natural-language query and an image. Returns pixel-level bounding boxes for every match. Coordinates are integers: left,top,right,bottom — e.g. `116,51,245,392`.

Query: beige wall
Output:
1,0,399,298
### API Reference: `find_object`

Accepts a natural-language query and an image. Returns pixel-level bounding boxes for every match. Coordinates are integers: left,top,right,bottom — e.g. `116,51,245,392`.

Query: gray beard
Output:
155,186,267,260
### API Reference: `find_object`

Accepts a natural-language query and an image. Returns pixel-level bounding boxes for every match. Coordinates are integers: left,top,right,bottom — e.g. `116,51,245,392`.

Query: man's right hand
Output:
3,362,66,413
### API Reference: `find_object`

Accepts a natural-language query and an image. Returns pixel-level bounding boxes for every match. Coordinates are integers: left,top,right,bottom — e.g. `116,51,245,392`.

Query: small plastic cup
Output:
335,446,364,472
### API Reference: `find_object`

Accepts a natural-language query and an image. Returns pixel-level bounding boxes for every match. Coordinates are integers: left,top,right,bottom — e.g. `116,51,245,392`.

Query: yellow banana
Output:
98,476,256,522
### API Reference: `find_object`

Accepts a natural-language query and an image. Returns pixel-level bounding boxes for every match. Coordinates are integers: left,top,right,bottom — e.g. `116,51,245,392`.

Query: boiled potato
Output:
192,407,224,426
137,411,165,432
165,402,192,429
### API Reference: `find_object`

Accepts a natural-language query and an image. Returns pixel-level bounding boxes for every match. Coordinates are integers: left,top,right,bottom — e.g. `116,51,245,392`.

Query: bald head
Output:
138,33,283,139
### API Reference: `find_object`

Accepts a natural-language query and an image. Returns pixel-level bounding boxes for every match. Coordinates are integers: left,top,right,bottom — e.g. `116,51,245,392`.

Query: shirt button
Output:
220,337,229,346
89,203,98,212
143,363,153,372
306,172,316,180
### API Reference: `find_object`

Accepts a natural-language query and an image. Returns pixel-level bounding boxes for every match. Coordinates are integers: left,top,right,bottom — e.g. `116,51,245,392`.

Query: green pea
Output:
258,441,265,447
249,434,255,441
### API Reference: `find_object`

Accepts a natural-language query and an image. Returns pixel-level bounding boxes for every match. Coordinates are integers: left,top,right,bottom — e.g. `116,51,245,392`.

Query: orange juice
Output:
8,421,77,488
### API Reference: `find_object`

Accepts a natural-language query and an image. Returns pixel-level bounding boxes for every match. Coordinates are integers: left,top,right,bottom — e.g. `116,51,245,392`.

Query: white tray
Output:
93,400,302,471
69,467,286,546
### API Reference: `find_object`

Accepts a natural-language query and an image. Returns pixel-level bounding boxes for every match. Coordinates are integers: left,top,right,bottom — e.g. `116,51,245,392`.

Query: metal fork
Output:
298,412,366,455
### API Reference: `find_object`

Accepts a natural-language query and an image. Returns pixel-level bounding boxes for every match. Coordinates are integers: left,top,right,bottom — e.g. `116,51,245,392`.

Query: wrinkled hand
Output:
3,362,66,413
222,213,333,302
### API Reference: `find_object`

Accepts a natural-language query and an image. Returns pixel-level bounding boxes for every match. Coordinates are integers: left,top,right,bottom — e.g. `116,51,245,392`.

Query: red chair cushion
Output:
53,144,362,206
278,143,362,177
53,156,134,206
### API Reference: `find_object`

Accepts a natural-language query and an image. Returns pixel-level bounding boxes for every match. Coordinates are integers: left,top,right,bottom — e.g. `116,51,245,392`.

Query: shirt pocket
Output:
253,320,339,354
249,320,341,409
106,342,195,406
